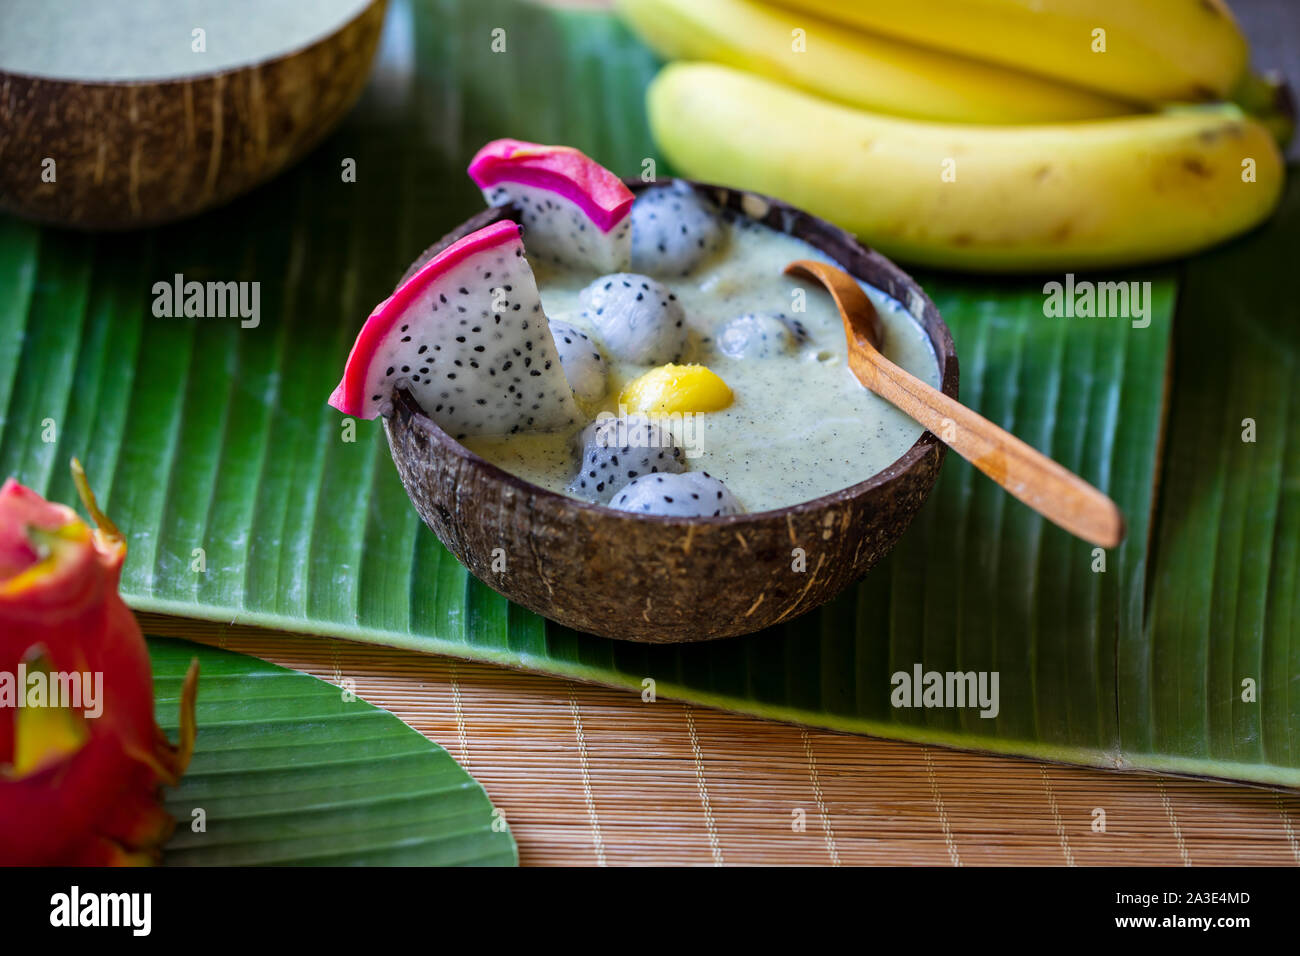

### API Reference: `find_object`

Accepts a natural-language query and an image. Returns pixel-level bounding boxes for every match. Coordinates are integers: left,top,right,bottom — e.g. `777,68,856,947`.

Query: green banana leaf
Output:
150,637,517,865
1134,178,1300,781
0,0,1293,787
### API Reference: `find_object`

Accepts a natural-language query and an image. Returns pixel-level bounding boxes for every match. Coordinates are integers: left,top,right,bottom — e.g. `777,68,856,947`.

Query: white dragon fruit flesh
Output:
329,220,580,440
579,273,688,365
469,139,634,273
715,311,809,359
549,319,608,403
569,415,687,504
610,471,743,518
629,181,726,277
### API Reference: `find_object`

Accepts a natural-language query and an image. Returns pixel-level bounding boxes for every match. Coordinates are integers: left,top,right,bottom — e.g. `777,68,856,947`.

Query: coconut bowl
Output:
0,0,386,229
384,179,959,643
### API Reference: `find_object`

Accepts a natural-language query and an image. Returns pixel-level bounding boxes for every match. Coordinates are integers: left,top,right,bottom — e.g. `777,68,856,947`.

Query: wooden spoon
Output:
786,259,1125,549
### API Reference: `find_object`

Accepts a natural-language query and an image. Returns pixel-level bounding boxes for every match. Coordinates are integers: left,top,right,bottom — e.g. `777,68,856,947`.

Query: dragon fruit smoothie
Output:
332,141,940,517
463,197,941,513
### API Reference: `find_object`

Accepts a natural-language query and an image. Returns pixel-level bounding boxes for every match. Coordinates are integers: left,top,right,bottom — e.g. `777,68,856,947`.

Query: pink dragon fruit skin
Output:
0,466,197,866
468,139,635,272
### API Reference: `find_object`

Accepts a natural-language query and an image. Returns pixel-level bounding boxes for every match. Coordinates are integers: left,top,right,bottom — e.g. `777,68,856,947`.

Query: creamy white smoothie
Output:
0,0,372,80
464,212,941,513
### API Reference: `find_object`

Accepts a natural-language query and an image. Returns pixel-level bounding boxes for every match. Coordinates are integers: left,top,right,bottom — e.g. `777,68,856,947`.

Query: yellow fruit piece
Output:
619,364,734,415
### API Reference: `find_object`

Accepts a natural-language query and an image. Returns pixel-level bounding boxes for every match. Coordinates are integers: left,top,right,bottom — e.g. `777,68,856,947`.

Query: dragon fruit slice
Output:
329,220,581,440
569,415,687,504
629,181,726,277
468,139,634,273
579,273,689,365
0,461,197,866
610,471,743,517
549,319,608,403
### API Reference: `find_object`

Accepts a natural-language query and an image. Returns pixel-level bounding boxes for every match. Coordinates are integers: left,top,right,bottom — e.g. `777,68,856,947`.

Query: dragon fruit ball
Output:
569,414,687,504
715,311,809,359
610,471,743,517
629,181,726,277
548,319,609,403
579,273,689,366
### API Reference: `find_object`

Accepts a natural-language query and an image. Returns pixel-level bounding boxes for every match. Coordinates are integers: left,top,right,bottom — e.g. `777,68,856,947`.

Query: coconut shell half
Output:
0,1,387,229
384,180,959,642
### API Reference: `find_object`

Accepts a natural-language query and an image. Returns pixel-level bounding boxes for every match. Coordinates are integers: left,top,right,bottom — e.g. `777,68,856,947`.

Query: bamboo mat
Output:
140,614,1300,866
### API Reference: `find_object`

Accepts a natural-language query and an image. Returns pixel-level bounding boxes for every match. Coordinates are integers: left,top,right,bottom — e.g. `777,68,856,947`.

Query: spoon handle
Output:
784,258,1124,549
857,347,1125,549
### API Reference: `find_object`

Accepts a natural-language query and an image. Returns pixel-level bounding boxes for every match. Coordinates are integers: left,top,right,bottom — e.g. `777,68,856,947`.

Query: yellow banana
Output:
648,63,1284,272
760,0,1249,104
616,0,1132,123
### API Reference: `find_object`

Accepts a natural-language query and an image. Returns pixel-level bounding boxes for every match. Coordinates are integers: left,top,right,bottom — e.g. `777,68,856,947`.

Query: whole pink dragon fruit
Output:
0,461,197,865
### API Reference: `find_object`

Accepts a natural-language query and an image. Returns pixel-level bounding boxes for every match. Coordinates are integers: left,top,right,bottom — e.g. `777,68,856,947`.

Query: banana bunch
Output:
618,0,1289,272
